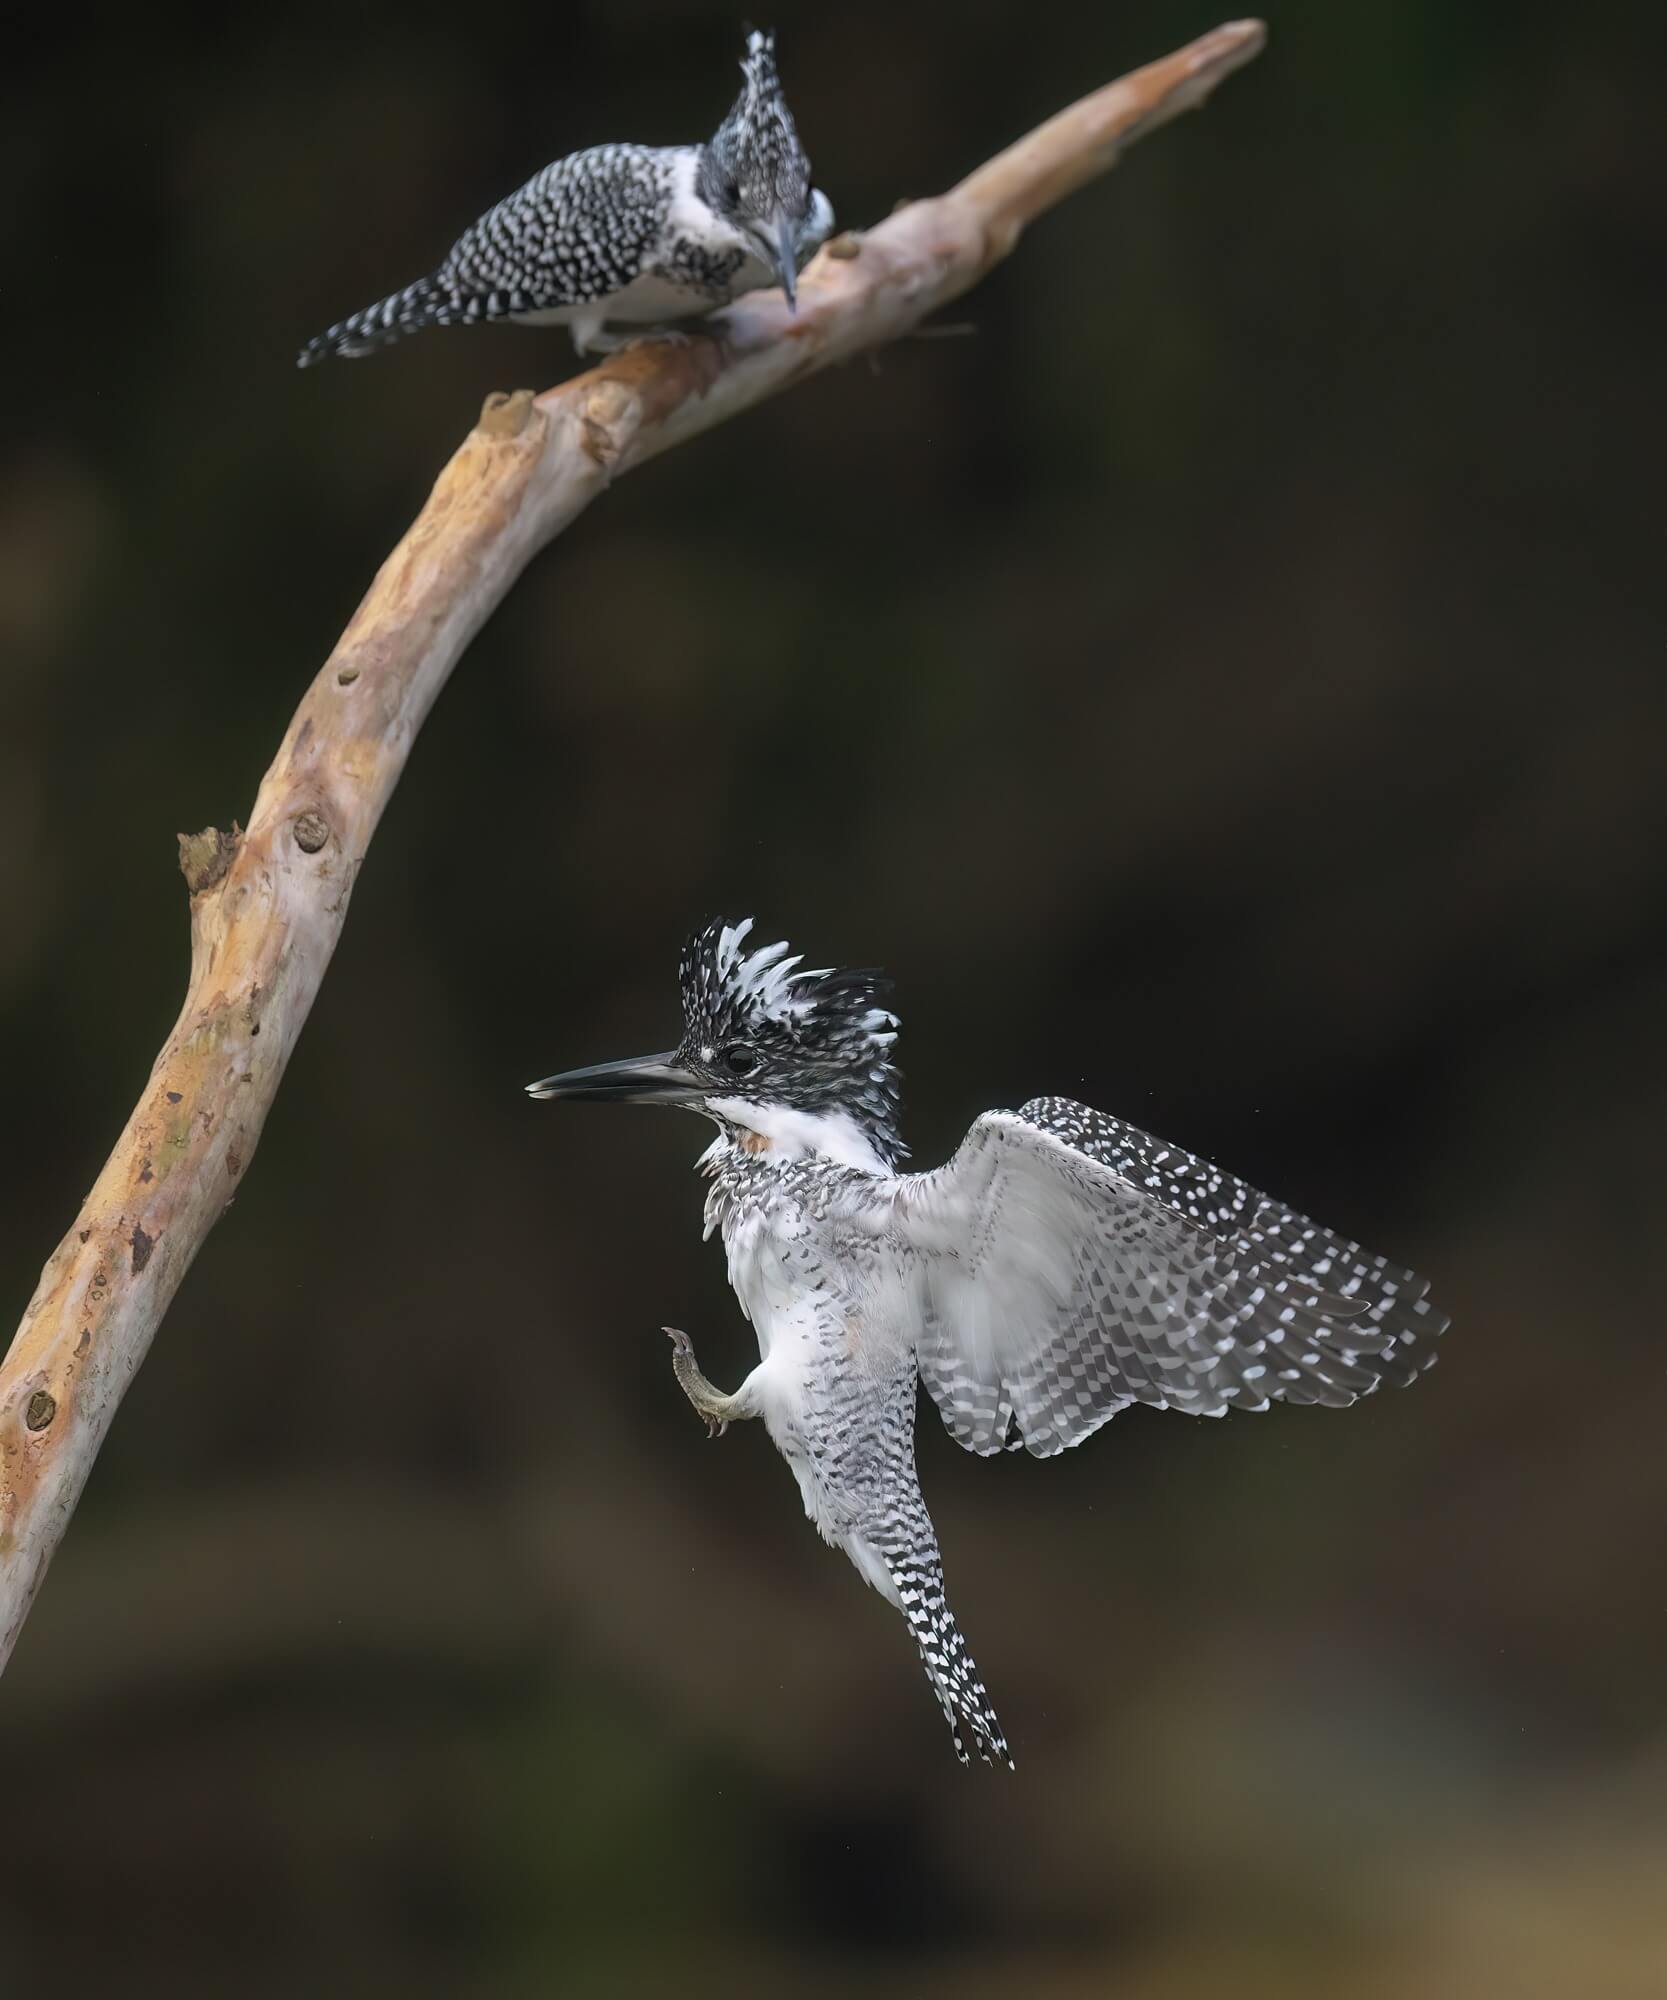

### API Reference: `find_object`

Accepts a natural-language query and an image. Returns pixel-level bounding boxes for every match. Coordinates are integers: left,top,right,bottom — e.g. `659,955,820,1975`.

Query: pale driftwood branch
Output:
0,21,1266,1670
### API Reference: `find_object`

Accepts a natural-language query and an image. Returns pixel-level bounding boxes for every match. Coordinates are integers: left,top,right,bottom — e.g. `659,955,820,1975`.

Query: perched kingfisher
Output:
527,921,1448,1767
298,29,832,367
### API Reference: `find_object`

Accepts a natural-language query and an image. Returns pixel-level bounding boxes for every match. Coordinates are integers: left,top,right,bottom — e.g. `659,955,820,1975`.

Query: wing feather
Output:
890,1098,1445,1458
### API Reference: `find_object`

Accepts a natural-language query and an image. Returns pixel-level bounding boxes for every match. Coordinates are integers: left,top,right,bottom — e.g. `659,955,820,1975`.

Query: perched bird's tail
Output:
297,275,448,367
887,1546,1013,1769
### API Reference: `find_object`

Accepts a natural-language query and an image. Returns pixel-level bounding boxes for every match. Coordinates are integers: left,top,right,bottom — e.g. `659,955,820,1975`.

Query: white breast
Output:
722,1204,814,1357
711,1164,902,1585
584,266,734,325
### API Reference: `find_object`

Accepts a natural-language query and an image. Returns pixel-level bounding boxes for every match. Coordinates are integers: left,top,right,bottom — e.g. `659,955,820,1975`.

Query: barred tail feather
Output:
888,1549,1013,1769
296,275,449,367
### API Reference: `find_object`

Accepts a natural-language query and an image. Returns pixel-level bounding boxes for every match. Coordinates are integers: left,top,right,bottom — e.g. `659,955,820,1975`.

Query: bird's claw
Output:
664,1327,729,1438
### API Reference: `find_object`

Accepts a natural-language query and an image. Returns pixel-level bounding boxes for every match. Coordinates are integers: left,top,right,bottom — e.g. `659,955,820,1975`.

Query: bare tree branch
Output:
0,21,1266,1670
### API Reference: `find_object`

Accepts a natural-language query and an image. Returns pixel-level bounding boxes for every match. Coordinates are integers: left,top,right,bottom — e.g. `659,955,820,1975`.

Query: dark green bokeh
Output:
3,3,1665,1993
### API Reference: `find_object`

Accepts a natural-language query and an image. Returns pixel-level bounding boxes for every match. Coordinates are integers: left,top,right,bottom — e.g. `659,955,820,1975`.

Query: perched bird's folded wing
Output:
887,1097,1445,1458
436,151,667,316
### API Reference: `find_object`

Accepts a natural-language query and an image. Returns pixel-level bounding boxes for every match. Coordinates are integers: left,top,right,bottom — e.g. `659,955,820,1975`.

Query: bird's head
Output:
527,918,905,1171
700,29,819,309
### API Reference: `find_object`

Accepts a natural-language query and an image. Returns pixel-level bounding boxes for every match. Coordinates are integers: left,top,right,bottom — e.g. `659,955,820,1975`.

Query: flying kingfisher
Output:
527,920,1447,1766
298,29,832,367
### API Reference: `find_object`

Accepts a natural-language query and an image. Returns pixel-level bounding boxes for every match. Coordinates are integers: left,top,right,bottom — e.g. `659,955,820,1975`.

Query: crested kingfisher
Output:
528,920,1447,1767
299,29,833,366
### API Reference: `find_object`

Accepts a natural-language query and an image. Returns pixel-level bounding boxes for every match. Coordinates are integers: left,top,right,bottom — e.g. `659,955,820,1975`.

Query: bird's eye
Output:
722,1044,759,1078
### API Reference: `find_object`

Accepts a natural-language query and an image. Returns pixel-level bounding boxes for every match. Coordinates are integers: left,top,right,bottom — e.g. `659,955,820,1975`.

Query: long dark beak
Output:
525,1052,701,1105
768,211,798,312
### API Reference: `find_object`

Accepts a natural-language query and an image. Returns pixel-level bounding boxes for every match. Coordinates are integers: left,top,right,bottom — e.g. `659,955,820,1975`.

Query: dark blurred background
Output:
4,2,1665,1993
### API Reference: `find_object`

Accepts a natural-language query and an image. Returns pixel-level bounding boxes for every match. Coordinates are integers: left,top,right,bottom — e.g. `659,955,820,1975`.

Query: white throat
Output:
703,1097,889,1174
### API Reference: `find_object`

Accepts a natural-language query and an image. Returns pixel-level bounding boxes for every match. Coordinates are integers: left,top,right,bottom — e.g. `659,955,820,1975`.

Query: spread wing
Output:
889,1096,1445,1458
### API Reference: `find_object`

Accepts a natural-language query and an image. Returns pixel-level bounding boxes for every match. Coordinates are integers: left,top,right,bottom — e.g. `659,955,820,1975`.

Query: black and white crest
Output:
676,918,905,1162
698,29,813,233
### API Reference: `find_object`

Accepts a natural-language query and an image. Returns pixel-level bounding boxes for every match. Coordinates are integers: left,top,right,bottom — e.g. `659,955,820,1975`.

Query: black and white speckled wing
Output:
436,144,691,312
298,144,737,364
890,1099,1445,1458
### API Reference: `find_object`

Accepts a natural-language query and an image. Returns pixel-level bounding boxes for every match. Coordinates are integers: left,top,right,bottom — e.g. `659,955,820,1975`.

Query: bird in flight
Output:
299,29,832,367
528,920,1447,1766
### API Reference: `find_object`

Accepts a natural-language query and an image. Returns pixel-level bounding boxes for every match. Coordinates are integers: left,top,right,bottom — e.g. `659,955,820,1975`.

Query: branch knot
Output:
293,811,331,854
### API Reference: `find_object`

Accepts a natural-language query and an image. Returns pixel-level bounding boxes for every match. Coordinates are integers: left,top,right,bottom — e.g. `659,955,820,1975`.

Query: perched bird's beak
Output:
768,211,799,312
525,1052,701,1105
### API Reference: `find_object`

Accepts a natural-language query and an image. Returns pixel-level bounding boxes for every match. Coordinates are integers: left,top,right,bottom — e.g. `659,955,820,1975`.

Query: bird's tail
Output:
296,275,449,367
887,1546,1013,1769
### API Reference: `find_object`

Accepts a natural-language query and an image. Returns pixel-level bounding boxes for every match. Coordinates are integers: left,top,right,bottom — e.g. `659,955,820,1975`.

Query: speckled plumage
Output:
529,921,1448,1767
299,30,833,367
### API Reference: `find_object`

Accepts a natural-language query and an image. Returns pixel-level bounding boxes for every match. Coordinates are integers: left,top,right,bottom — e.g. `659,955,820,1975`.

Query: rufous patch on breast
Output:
739,1127,773,1155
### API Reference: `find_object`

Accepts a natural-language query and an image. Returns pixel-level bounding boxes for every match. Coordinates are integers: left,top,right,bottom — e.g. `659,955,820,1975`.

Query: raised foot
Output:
663,1327,730,1438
